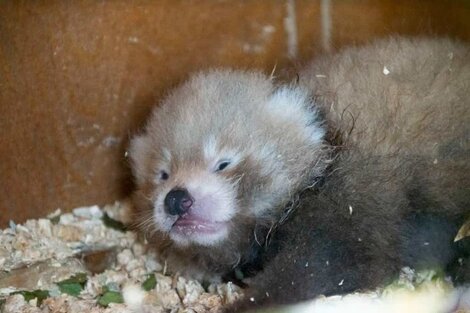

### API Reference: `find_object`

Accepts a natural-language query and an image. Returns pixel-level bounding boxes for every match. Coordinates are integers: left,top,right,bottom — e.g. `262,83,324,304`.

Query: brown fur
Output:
231,37,470,310
130,37,470,310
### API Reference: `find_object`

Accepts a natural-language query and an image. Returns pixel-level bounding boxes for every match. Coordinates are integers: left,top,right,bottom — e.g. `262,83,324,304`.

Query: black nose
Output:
164,188,193,216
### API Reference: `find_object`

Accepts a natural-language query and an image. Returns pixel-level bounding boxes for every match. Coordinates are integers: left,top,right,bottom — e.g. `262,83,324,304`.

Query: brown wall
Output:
1,0,469,226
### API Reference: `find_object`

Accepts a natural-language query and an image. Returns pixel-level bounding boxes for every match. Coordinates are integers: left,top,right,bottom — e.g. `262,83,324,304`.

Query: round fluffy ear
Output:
128,134,152,186
267,85,325,144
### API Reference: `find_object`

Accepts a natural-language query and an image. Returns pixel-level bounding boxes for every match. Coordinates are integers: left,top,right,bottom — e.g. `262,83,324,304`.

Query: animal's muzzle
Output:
164,188,193,216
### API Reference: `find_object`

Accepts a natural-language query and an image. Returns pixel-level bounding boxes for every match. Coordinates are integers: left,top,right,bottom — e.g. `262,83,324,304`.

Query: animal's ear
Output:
128,134,152,185
267,85,325,144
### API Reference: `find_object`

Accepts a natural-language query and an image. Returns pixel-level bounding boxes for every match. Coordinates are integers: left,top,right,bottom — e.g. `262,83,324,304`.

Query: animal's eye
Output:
160,171,169,180
215,160,231,172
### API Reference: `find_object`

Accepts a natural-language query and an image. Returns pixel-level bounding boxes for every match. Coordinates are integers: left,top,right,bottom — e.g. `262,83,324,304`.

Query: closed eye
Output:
215,160,231,172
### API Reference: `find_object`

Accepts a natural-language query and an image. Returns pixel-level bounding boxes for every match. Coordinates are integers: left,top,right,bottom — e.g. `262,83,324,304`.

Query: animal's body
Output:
129,37,470,310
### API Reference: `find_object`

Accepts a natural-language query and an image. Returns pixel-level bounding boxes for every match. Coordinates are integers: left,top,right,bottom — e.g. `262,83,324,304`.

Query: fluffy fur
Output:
129,37,470,310
130,70,329,281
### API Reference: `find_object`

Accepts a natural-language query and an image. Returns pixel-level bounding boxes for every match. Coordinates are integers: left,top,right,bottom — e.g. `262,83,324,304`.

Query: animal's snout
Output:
164,188,193,216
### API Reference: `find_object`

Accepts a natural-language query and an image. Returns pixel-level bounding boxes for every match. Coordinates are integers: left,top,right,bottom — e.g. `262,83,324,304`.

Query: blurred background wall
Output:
1,0,469,226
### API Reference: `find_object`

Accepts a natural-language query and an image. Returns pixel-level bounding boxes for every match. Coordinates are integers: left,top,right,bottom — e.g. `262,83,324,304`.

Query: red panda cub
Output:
129,37,470,310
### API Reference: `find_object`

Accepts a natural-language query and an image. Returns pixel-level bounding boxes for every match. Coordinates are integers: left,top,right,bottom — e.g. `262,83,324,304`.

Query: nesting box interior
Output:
1,0,469,226
1,1,470,312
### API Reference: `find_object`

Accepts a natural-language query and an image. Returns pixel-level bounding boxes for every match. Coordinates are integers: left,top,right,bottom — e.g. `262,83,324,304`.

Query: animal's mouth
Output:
171,213,227,236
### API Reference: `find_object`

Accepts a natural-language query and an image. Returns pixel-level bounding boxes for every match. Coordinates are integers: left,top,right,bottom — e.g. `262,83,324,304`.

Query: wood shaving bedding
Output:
1,203,469,313
0,202,242,313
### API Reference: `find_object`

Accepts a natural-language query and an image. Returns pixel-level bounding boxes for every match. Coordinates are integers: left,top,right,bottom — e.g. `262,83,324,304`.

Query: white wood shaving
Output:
383,66,390,75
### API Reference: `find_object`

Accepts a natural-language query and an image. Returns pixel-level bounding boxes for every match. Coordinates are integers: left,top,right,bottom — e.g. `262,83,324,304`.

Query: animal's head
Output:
129,70,325,248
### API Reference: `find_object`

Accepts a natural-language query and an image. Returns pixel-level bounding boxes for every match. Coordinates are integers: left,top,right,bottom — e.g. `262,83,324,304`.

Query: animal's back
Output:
300,37,470,218
301,37,470,154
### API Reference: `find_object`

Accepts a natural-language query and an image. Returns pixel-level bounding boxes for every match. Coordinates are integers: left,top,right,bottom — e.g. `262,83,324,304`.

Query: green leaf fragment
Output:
98,290,124,307
142,274,157,291
49,215,60,225
12,290,50,306
102,213,127,232
56,273,88,297
58,283,83,296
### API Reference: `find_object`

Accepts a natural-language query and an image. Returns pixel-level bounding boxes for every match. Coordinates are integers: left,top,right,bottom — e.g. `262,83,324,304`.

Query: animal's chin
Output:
169,213,229,246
